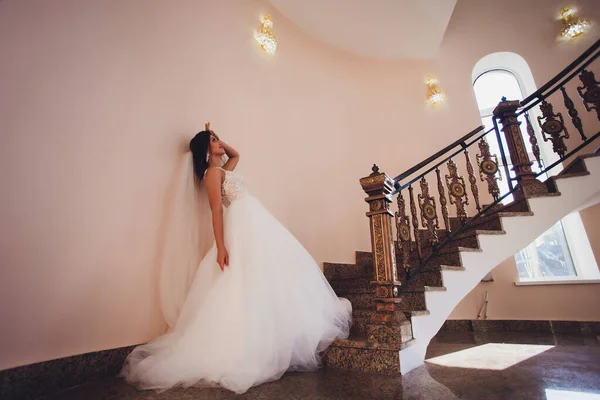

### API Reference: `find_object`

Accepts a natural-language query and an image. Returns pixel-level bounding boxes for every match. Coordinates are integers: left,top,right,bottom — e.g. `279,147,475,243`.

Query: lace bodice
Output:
219,168,246,207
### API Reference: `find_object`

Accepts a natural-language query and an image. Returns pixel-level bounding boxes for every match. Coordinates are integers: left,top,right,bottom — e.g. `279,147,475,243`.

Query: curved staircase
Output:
322,40,600,375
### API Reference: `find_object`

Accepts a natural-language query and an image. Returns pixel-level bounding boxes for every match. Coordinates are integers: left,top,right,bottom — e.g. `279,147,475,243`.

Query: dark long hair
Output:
189,130,211,181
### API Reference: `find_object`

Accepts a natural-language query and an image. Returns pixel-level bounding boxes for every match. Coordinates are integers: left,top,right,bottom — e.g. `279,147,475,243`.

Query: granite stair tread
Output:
451,229,507,239
405,310,430,317
440,265,466,271
551,171,591,180
436,246,483,255
451,210,535,227
424,286,447,292
330,335,415,351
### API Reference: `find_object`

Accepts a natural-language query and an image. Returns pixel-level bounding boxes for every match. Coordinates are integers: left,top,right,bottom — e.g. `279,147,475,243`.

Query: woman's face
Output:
208,133,225,157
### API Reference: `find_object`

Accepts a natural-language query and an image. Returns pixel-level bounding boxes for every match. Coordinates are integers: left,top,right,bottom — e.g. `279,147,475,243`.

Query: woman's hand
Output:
217,246,229,271
205,121,239,171
205,122,218,138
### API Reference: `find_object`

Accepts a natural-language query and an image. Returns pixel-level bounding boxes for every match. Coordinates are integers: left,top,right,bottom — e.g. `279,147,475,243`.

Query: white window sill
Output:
514,278,600,286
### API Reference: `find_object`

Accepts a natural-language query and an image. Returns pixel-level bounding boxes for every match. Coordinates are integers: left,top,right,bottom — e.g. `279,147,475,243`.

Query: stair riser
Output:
350,320,369,336
340,293,375,310
324,252,374,281
450,214,503,232
367,322,413,345
350,310,373,336
414,230,483,249
324,263,371,280
396,292,427,311
342,291,427,312
447,235,479,249
322,346,400,375
498,201,530,213
402,271,443,289
409,250,462,268
356,252,373,269
561,157,588,174
329,276,371,292
330,269,443,292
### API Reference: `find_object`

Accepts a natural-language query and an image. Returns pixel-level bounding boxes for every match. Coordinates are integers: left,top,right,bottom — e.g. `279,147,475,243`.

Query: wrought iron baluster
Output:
464,149,481,213
492,116,514,192
577,69,600,121
395,192,411,273
435,168,450,234
524,113,542,169
418,177,440,248
537,100,570,158
445,159,469,223
476,139,502,202
560,86,586,141
408,185,422,261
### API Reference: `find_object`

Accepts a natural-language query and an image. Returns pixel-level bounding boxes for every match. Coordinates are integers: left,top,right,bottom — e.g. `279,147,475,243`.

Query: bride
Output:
120,123,352,394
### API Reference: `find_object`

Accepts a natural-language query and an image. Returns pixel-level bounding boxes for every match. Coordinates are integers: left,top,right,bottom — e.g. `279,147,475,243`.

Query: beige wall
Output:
449,240,600,321
1,0,599,369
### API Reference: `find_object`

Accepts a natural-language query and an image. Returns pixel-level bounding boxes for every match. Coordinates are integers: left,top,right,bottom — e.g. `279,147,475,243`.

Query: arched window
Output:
471,54,589,281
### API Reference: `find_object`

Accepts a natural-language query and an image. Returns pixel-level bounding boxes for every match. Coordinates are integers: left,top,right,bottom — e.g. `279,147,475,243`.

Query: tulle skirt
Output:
120,193,352,394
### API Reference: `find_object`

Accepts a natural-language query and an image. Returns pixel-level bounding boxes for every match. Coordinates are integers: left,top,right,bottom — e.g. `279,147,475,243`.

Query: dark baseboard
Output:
0,345,136,400
438,319,600,335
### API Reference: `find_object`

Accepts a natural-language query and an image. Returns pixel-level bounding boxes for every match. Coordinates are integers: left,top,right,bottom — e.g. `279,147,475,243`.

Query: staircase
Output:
322,40,600,375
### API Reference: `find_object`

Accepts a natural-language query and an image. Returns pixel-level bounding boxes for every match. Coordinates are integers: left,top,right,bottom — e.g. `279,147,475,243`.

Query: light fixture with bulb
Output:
425,75,447,106
255,15,277,55
559,6,591,41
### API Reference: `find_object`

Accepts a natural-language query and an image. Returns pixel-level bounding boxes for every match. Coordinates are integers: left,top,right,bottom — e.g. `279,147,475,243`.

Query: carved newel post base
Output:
360,165,409,345
494,99,549,200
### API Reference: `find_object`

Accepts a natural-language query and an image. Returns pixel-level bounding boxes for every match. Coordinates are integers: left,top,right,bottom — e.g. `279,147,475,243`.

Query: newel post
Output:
359,165,400,300
493,98,549,199
360,165,410,347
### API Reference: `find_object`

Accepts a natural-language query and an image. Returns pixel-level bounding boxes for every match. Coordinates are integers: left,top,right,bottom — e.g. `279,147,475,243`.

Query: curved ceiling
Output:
267,0,457,60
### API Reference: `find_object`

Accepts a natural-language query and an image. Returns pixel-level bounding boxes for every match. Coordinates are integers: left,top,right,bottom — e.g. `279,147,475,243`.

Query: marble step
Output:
323,252,373,281
322,335,414,375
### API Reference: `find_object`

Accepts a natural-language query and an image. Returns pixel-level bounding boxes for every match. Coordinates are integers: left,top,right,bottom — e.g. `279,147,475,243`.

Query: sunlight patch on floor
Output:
545,389,600,399
425,343,554,370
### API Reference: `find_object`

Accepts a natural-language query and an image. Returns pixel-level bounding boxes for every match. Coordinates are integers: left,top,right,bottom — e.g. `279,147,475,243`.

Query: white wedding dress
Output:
120,167,352,394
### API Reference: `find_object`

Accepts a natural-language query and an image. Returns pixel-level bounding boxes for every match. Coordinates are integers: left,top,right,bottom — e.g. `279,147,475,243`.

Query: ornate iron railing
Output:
360,39,600,302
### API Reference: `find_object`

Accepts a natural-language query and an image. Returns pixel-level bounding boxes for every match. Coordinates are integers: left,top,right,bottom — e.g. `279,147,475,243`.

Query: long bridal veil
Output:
158,153,215,329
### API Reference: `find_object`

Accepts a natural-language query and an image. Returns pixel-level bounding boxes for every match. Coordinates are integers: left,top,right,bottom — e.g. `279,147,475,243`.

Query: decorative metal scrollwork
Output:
395,192,411,273
537,100,569,158
408,185,422,260
418,177,439,247
445,159,469,222
577,69,600,121
464,150,481,213
435,168,450,234
560,87,586,141
476,139,502,202
524,113,542,169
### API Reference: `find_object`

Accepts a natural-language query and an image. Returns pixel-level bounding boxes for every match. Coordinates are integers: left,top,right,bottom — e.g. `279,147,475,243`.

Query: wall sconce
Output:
425,75,447,106
255,15,277,55
559,6,591,41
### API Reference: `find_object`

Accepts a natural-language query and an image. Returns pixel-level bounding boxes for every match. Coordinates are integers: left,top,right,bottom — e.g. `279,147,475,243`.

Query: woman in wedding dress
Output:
120,124,352,394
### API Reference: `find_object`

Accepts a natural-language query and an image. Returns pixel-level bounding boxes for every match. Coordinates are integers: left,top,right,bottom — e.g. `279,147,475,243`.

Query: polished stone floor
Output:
44,332,600,400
